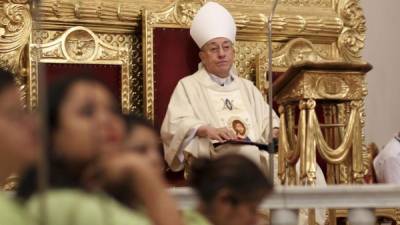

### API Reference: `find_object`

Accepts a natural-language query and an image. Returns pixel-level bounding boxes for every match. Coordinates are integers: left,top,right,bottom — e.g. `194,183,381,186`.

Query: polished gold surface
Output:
0,174,18,191
276,62,371,185
276,71,365,103
0,0,369,190
0,0,367,119
29,26,133,113
140,0,367,120
0,0,32,107
336,209,400,225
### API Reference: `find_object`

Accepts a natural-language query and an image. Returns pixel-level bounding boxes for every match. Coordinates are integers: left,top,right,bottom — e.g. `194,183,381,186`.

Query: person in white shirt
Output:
373,132,400,184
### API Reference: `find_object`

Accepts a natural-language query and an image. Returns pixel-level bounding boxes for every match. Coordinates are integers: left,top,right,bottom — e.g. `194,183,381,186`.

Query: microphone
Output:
267,0,279,180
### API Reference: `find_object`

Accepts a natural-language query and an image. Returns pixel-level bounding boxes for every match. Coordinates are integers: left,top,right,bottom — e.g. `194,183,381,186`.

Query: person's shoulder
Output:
0,193,27,225
26,189,93,211
30,189,92,204
0,192,23,211
235,76,258,89
235,76,265,99
27,189,151,225
179,70,203,84
380,138,400,156
26,189,103,225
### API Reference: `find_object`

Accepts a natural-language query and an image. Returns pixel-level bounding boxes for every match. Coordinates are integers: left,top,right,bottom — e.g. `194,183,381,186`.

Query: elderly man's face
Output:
199,37,235,78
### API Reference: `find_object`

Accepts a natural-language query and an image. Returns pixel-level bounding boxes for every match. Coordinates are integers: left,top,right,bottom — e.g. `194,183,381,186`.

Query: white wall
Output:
361,0,400,147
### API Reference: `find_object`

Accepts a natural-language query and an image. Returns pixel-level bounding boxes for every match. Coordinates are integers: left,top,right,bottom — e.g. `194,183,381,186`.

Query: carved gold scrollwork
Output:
38,0,141,24
277,38,332,67
256,38,332,92
276,71,365,103
29,26,132,113
147,0,204,27
64,30,96,61
316,76,350,99
338,0,366,62
0,174,18,191
174,0,204,26
0,0,31,107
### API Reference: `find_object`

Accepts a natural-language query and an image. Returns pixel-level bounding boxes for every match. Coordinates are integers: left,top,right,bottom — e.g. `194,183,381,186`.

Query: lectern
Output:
274,61,372,186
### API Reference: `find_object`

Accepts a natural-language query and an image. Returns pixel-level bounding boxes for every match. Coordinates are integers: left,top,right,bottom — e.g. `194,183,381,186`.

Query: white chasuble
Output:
206,88,255,141
161,67,279,172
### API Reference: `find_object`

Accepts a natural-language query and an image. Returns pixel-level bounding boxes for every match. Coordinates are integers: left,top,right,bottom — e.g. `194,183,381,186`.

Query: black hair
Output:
124,114,157,135
189,154,273,206
105,114,158,208
0,68,16,93
17,75,116,200
47,75,110,133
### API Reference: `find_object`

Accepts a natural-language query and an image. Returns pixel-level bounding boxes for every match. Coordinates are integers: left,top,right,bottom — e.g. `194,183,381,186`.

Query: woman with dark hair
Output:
19,75,183,225
124,114,164,174
105,114,165,208
187,154,273,225
0,68,40,225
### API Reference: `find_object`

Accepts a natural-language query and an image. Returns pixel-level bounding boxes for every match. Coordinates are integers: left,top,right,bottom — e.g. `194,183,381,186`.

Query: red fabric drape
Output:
39,63,122,101
153,28,200,131
153,28,200,186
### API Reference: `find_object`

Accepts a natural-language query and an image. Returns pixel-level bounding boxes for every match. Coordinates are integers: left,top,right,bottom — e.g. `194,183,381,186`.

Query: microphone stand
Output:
267,0,279,180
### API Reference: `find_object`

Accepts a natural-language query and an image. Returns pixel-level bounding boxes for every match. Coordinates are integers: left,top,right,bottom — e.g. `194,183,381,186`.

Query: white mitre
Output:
190,2,236,48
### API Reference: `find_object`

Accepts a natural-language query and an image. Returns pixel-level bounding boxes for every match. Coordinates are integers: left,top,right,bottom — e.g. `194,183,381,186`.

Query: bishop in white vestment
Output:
161,2,279,173
161,3,327,223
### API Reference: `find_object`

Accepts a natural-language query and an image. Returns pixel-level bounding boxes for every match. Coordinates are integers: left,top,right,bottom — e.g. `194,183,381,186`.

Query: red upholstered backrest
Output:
152,28,200,186
153,28,200,131
39,63,122,101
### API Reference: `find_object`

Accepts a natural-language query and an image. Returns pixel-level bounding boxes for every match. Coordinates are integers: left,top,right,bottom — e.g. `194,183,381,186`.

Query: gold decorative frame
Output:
142,0,367,121
0,0,368,190
28,26,132,113
0,0,366,115
255,38,331,92
0,0,32,105
142,0,204,121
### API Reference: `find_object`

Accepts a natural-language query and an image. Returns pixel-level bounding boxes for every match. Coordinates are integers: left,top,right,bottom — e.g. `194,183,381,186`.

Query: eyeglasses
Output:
202,43,234,54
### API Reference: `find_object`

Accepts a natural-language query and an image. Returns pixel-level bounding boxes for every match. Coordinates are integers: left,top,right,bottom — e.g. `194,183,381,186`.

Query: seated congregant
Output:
0,68,40,225
373,132,400,184
187,154,273,225
161,2,280,175
124,114,164,175
17,75,183,225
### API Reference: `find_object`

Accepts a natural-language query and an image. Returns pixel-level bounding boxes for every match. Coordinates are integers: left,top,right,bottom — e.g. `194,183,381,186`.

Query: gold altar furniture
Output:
274,61,372,225
3,1,397,224
275,61,372,186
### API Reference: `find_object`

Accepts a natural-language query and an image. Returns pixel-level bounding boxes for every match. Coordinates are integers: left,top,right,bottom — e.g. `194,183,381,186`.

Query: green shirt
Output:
183,209,212,225
26,189,150,225
0,192,27,225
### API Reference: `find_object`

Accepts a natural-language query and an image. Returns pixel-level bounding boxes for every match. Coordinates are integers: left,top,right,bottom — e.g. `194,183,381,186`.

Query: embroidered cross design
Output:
221,98,234,111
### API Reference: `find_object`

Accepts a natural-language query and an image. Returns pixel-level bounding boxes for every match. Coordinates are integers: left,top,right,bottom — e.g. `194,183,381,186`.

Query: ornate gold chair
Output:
29,26,134,113
142,1,205,185
142,0,370,189
0,3,380,223
142,0,279,184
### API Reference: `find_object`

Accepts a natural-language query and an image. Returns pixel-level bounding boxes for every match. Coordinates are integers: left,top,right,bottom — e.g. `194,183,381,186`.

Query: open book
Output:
212,138,278,154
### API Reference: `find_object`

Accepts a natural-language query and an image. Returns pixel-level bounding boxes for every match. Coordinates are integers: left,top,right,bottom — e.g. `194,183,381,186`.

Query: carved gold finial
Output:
299,100,307,110
278,105,285,114
306,99,316,109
